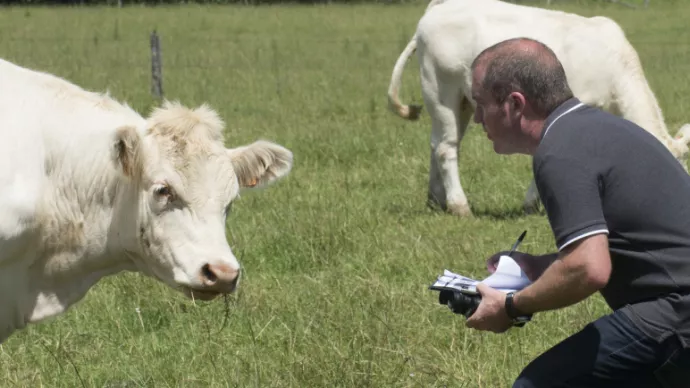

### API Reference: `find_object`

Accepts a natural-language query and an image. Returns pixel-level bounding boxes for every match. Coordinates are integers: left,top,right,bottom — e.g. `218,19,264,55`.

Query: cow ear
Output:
112,125,143,179
227,140,293,189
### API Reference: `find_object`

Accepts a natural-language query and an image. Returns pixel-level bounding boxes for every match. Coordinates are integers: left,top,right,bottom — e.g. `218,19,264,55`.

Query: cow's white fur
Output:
388,0,690,217
0,58,293,342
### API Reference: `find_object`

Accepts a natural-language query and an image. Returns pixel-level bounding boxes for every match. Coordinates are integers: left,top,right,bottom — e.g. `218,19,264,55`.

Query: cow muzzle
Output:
184,263,240,300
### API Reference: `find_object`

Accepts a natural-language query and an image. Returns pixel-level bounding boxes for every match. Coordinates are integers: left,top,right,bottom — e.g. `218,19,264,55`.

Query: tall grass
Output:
0,1,688,386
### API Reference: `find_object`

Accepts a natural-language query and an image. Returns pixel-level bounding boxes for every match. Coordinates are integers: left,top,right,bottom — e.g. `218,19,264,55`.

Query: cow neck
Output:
20,129,143,329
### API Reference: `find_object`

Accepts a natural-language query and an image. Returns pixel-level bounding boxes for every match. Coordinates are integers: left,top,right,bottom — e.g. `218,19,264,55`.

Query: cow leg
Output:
424,79,472,217
452,97,473,213
523,179,541,214
427,143,445,210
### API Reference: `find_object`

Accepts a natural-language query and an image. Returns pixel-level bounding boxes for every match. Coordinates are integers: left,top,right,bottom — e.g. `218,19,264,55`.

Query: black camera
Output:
438,289,531,327
438,289,481,319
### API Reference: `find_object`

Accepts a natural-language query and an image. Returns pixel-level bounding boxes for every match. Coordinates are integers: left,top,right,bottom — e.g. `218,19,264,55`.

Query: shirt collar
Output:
540,97,585,141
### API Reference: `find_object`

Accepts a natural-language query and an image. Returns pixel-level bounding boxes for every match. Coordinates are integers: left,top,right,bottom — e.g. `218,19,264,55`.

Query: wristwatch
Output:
505,292,533,327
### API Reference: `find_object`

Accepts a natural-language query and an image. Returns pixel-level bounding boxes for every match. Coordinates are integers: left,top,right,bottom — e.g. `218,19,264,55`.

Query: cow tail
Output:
387,36,423,121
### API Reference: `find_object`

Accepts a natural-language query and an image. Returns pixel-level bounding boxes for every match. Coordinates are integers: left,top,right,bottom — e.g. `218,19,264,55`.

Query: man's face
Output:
471,66,523,155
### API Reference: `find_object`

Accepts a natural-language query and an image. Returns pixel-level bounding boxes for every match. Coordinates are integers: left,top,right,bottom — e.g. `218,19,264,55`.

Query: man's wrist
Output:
505,291,530,318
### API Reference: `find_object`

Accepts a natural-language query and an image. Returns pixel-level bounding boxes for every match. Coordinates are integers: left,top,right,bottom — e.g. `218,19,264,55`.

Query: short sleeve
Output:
534,154,609,251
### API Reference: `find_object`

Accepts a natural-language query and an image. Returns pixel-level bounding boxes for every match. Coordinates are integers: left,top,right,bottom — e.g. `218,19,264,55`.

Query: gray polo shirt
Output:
533,97,690,345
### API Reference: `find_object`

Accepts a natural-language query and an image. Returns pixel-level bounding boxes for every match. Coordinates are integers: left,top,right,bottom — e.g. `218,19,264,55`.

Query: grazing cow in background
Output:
0,58,293,343
387,0,690,217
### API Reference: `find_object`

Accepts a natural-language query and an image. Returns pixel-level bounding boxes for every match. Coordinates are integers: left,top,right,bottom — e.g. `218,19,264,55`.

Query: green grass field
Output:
1,1,689,386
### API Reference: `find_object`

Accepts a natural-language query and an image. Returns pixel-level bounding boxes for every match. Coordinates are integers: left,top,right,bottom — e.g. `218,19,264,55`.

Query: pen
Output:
508,230,527,256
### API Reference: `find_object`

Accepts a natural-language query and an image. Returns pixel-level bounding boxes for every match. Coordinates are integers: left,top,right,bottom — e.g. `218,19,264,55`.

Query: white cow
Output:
388,0,690,217
0,58,293,342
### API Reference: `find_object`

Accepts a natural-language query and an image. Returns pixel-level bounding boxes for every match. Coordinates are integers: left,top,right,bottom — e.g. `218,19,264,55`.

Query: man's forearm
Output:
529,253,559,279
513,254,601,315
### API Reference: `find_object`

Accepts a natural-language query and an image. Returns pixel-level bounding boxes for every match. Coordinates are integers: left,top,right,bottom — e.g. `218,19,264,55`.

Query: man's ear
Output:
508,92,527,117
112,125,143,180
227,140,293,189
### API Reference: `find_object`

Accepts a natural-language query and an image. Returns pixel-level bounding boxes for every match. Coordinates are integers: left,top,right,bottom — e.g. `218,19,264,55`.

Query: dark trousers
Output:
513,308,690,388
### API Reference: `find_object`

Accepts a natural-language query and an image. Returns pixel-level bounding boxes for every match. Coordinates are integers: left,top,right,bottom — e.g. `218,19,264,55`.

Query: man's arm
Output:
464,235,610,333
512,234,611,315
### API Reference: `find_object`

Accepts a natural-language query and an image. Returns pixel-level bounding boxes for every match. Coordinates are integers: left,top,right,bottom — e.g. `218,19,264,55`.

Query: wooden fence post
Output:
150,30,163,99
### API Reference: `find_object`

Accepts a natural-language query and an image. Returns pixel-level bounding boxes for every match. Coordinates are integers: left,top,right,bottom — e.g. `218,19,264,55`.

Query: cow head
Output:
111,101,292,300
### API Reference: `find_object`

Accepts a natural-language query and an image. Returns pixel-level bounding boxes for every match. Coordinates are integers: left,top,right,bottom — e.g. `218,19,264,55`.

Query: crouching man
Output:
465,37,690,388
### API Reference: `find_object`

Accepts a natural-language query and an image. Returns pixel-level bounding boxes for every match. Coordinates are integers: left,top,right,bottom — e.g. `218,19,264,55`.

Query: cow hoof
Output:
427,191,444,209
446,202,473,217
426,197,472,217
523,201,541,215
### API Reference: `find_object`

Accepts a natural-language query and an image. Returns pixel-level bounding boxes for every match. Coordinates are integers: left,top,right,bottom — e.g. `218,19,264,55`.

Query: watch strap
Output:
505,292,532,327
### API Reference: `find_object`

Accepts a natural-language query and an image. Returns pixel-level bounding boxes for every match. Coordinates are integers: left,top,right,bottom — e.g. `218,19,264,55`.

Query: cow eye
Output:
154,185,174,200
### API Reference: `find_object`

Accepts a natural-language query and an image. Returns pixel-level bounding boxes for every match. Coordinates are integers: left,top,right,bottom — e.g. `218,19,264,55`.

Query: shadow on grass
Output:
381,195,546,221
471,206,541,221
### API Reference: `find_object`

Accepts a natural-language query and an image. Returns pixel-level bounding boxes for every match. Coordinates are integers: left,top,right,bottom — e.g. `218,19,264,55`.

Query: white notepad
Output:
429,255,532,294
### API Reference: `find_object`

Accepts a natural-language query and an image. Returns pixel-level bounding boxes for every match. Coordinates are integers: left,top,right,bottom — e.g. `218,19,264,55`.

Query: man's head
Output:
470,37,574,155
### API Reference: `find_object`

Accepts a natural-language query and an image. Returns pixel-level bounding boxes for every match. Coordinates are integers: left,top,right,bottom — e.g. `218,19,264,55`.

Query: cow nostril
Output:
201,264,217,286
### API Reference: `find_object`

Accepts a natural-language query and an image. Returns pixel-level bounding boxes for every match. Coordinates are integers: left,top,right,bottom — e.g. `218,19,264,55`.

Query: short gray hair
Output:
471,38,574,116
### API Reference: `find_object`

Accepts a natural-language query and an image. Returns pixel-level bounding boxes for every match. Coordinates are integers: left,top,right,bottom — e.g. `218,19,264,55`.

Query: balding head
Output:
471,38,573,117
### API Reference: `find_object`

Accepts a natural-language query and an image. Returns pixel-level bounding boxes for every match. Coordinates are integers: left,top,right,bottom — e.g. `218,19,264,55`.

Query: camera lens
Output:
438,290,480,318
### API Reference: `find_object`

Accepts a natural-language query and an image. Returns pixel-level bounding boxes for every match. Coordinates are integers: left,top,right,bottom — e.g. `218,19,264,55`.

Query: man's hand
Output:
465,283,513,333
486,251,557,282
